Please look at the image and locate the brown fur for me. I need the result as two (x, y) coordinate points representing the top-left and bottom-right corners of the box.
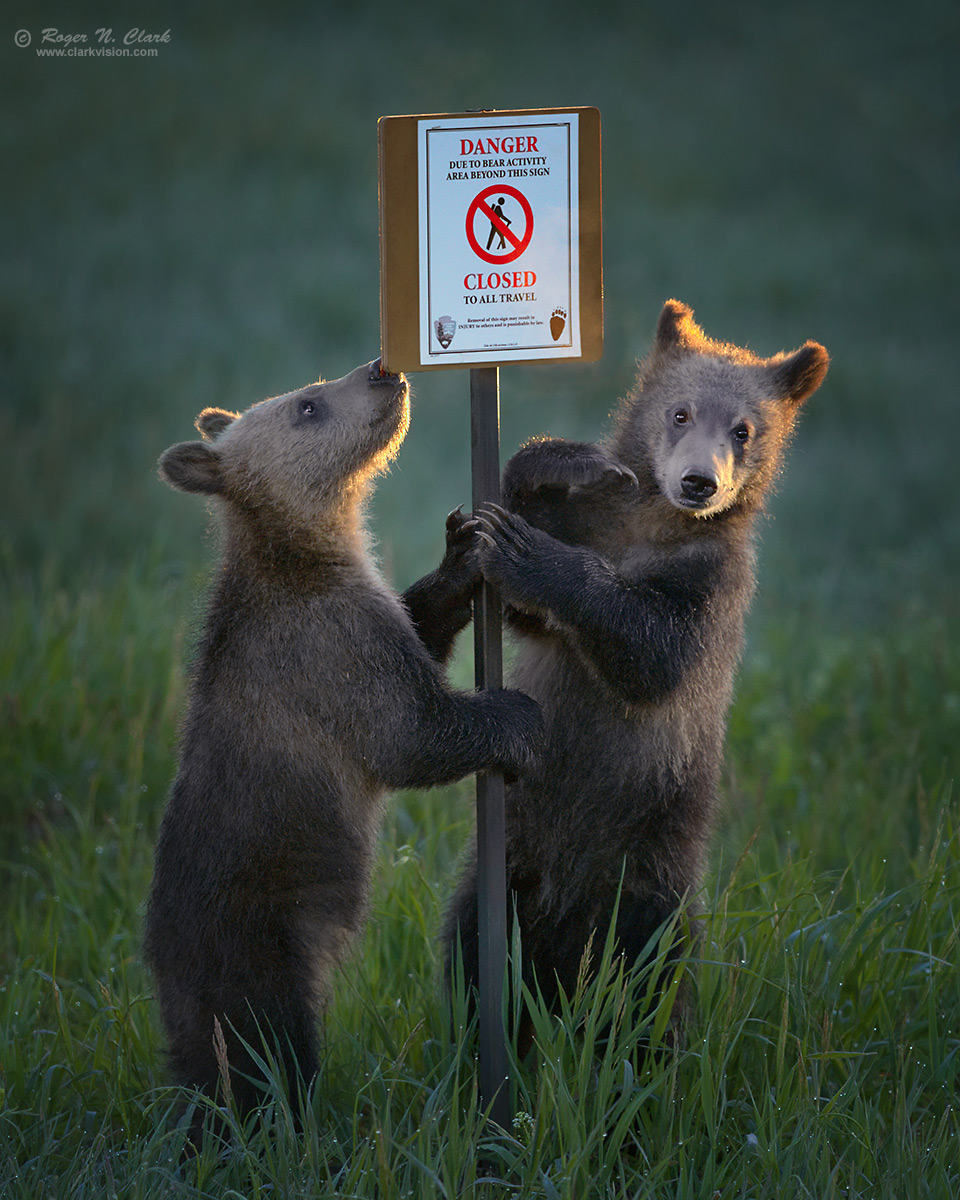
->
(440, 302), (829, 1053)
(145, 360), (542, 1138)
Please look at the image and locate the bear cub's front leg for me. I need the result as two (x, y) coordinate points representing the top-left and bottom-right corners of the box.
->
(402, 506), (481, 663)
(503, 437), (636, 509)
(474, 503), (586, 622)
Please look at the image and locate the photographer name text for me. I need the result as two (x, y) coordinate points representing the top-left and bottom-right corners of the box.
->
(39, 28), (171, 47)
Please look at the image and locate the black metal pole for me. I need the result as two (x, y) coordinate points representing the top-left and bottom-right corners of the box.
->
(470, 365), (511, 1131)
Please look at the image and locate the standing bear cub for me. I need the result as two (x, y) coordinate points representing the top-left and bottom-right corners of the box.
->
(145, 360), (542, 1134)
(442, 301), (829, 1051)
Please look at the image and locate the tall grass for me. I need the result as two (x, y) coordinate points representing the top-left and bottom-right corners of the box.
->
(1, 564), (956, 1195)
(1, 782), (955, 1196)
(2, 0), (957, 1193)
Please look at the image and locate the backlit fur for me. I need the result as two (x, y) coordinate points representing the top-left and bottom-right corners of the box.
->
(145, 360), (542, 1138)
(438, 301), (828, 1052)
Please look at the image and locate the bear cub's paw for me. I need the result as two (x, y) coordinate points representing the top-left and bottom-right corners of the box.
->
(436, 505), (483, 592)
(504, 439), (637, 503)
(475, 504), (567, 616)
(492, 687), (545, 781)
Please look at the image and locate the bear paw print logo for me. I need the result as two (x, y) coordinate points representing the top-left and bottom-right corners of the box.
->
(550, 308), (566, 342)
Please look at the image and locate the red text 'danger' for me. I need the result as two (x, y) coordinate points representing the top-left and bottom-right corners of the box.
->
(460, 135), (539, 156)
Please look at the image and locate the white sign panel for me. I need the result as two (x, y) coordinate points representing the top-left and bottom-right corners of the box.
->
(417, 113), (580, 365)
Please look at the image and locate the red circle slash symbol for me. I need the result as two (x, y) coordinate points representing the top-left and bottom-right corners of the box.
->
(465, 185), (534, 265)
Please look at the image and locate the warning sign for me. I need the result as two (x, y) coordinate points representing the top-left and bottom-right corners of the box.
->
(378, 107), (601, 371)
(418, 112), (581, 364)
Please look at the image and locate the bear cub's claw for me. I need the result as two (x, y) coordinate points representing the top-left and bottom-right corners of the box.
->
(473, 505), (553, 610)
(431, 506), (482, 591)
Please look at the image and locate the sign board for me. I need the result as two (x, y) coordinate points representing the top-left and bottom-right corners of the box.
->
(379, 108), (601, 372)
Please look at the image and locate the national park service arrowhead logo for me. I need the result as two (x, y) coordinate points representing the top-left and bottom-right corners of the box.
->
(434, 315), (457, 349)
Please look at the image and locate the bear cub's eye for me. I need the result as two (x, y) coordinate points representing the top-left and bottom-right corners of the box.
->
(673, 409), (690, 426)
(294, 396), (325, 425)
(733, 422), (751, 444)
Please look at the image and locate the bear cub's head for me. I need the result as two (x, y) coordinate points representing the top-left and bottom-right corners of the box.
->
(159, 359), (409, 537)
(618, 301), (829, 519)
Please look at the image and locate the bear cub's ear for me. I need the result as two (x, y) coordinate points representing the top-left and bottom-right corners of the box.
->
(655, 299), (700, 352)
(770, 342), (830, 405)
(196, 408), (238, 441)
(159, 441), (224, 495)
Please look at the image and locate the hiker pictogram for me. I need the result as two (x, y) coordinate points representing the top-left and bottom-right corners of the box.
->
(466, 184), (534, 265)
(486, 197), (511, 250)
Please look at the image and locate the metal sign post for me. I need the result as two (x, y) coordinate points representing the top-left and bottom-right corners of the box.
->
(378, 106), (601, 1128)
(469, 364), (510, 1127)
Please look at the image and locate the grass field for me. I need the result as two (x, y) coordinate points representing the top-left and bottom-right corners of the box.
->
(2, 0), (958, 1194)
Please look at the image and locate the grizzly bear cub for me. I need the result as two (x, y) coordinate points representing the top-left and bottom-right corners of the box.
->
(145, 360), (542, 1134)
(441, 301), (829, 1052)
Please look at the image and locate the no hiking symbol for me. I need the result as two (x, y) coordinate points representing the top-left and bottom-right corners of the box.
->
(466, 184), (534, 264)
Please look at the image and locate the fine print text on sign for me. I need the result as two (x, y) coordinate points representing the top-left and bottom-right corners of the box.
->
(418, 113), (581, 366)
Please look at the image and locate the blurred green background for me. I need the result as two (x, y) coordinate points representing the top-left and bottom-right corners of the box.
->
(1, 0), (958, 1186)
(3, 0), (955, 611)
(3, 0), (958, 886)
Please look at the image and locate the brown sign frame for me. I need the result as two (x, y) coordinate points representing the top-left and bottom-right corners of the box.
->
(379, 107), (602, 372)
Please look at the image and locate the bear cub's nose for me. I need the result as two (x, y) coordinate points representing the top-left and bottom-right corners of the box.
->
(681, 472), (718, 501)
